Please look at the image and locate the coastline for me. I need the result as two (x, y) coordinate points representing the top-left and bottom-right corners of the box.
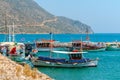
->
(0, 54), (52, 80)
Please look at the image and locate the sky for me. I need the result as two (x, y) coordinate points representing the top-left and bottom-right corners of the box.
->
(35, 0), (120, 33)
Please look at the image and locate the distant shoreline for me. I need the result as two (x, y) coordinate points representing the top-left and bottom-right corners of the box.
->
(1, 32), (120, 34)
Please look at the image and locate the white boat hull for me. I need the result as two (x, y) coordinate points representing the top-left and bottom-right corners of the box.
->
(32, 60), (98, 68)
(84, 47), (106, 52)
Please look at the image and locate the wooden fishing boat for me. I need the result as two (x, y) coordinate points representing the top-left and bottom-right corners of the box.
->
(31, 51), (98, 67)
(70, 41), (106, 52)
(35, 32), (68, 52)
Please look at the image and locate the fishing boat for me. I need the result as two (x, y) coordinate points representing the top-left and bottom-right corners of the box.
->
(32, 51), (98, 67)
(0, 42), (25, 60)
(106, 42), (120, 51)
(70, 41), (106, 52)
(72, 28), (105, 52)
(0, 36), (34, 67)
(0, 18), (33, 67)
(32, 38), (99, 67)
(67, 41), (106, 52)
(35, 33), (66, 52)
(67, 28), (106, 52)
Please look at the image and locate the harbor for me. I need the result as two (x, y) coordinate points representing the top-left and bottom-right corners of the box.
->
(0, 33), (120, 80)
(0, 0), (119, 80)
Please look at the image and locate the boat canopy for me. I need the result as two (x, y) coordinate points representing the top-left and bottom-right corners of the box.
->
(0, 42), (25, 46)
(52, 51), (87, 54)
(0, 42), (15, 46)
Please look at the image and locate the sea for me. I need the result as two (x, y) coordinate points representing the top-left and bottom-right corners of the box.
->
(1, 33), (120, 80)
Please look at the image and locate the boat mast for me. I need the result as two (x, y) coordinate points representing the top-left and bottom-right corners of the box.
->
(80, 37), (83, 52)
(80, 37), (87, 60)
(8, 25), (12, 42)
(4, 12), (14, 42)
(80, 37), (83, 58)
(86, 28), (89, 41)
(12, 22), (15, 42)
(4, 12), (8, 42)
(49, 32), (53, 58)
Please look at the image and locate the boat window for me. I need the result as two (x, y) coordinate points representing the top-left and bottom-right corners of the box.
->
(69, 54), (82, 60)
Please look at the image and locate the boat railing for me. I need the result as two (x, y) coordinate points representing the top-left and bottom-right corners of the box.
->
(37, 56), (66, 63)
(37, 56), (93, 64)
(69, 58), (90, 63)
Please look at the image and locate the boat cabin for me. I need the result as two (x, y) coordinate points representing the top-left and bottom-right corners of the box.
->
(36, 40), (55, 48)
(36, 42), (51, 48)
(69, 54), (82, 60)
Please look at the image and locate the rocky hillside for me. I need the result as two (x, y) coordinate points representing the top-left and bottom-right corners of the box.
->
(0, 0), (93, 34)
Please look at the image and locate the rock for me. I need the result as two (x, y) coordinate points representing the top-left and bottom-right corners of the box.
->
(0, 54), (52, 80)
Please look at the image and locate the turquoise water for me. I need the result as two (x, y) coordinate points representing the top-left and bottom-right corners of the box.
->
(2, 33), (120, 42)
(37, 51), (120, 80)
(1, 33), (120, 80)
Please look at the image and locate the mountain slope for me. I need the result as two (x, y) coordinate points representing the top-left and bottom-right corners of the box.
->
(0, 0), (93, 34)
